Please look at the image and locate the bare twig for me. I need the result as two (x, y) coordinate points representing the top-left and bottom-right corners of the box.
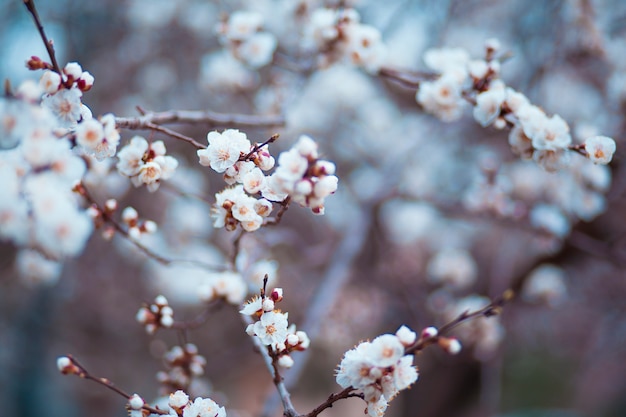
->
(378, 66), (437, 89)
(23, 0), (62, 74)
(302, 387), (363, 417)
(160, 181), (212, 205)
(142, 122), (206, 149)
(115, 109), (285, 131)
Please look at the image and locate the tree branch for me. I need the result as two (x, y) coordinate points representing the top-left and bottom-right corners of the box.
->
(243, 316), (299, 417)
(23, 0), (62, 74)
(115, 108), (285, 131)
(262, 203), (373, 417)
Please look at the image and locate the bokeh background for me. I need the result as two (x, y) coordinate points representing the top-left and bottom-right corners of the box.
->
(1, 1), (626, 417)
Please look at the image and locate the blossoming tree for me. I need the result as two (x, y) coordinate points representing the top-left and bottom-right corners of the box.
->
(1, 1), (625, 417)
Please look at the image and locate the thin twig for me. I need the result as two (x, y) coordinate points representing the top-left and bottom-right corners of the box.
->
(78, 183), (227, 272)
(66, 355), (169, 415)
(143, 122), (206, 149)
(264, 197), (291, 226)
(378, 66), (437, 89)
(23, 0), (62, 74)
(302, 387), (363, 417)
(405, 289), (514, 355)
(115, 109), (285, 131)
(241, 133), (280, 161)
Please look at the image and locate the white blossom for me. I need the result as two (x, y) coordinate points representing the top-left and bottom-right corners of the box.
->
(584, 136), (616, 164)
(198, 129), (251, 173)
(250, 311), (289, 346)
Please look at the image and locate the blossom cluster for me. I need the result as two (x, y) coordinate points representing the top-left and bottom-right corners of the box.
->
(75, 114), (120, 160)
(199, 130), (338, 231)
(217, 10), (277, 69)
(136, 295), (175, 335)
(157, 343), (207, 392)
(165, 390), (226, 417)
(117, 136), (179, 192)
(268, 135), (338, 214)
(241, 288), (310, 368)
(462, 154), (612, 238)
(302, 7), (387, 73)
(335, 326), (419, 417)
(36, 61), (94, 129)
(0, 81), (93, 284)
(126, 390), (226, 417)
(416, 41), (617, 170)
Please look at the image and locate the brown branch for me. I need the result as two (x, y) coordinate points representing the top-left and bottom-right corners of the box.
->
(378, 66), (437, 89)
(63, 355), (169, 415)
(241, 133), (280, 161)
(115, 109), (285, 131)
(23, 0), (62, 74)
(264, 197), (291, 226)
(143, 122), (206, 149)
(302, 387), (363, 417)
(405, 290), (514, 355)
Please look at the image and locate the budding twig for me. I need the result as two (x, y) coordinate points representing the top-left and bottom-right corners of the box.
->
(241, 133), (280, 161)
(76, 182), (227, 272)
(59, 355), (169, 415)
(23, 0), (62, 74)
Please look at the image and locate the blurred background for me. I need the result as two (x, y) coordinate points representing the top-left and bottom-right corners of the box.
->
(1, 1), (625, 417)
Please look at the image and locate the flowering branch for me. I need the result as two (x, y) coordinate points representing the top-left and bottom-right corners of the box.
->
(244, 314), (300, 417)
(138, 121), (206, 149)
(75, 182), (227, 272)
(262, 204), (372, 417)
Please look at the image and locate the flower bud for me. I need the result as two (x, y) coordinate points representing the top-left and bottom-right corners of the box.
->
(438, 337), (462, 355)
